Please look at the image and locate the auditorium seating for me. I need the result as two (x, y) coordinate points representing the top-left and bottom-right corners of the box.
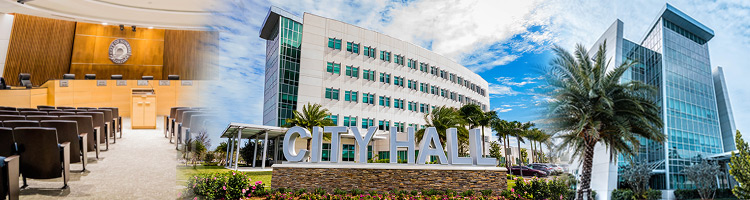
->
(0, 116), (24, 121)
(37, 105), (55, 109)
(59, 115), (99, 159)
(13, 127), (70, 189)
(0, 111), (18, 115)
(1, 120), (39, 128)
(0, 128), (14, 156)
(40, 120), (87, 171)
(25, 115), (59, 121)
(1, 155), (20, 200)
(48, 111), (76, 116)
(15, 108), (37, 112)
(20, 111), (47, 116)
(76, 112), (107, 150)
(172, 108), (195, 144)
(166, 107), (188, 139)
(88, 109), (115, 143)
(100, 107), (121, 137)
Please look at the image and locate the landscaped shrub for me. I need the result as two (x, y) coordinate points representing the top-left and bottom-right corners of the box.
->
(612, 189), (635, 200)
(265, 190), (512, 200)
(645, 189), (661, 200)
(675, 188), (738, 199)
(182, 171), (265, 199)
(502, 177), (570, 200)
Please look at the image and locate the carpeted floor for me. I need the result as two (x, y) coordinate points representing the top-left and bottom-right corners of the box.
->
(18, 117), (179, 199)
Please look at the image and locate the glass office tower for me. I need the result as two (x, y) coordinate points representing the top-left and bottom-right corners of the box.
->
(260, 7), (304, 126)
(588, 4), (736, 198)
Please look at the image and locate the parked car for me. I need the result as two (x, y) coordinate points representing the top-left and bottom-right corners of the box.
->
(548, 163), (565, 174)
(509, 166), (548, 177)
(528, 163), (553, 175)
(530, 163), (557, 175)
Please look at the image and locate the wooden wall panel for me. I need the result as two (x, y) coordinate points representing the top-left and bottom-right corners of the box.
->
(69, 22), (165, 79)
(3, 14), (76, 86)
(163, 30), (217, 80)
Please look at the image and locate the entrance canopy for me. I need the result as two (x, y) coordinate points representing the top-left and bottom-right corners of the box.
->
(219, 123), (288, 139)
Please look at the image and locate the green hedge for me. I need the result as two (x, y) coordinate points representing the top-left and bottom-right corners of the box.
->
(181, 171), (266, 199)
(612, 189), (660, 200)
(674, 189), (738, 199)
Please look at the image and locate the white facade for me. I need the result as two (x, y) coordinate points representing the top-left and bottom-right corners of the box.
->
(260, 8), (492, 162)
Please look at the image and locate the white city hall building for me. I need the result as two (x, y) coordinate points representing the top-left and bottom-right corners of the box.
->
(231, 6), (492, 164)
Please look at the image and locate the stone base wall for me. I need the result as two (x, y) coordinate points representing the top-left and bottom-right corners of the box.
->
(272, 164), (507, 193)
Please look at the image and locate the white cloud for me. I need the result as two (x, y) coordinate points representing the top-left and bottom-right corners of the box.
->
(488, 83), (516, 96)
(494, 108), (513, 113)
(495, 76), (538, 87)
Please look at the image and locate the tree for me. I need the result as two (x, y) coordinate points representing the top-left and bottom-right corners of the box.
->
(545, 41), (664, 199)
(519, 148), (528, 165)
(416, 106), (469, 153)
(284, 103), (335, 155)
(215, 142), (228, 165)
(730, 130), (750, 199)
(683, 160), (721, 200)
(240, 140), (259, 166)
(191, 140), (206, 168)
(489, 141), (504, 167)
(621, 162), (652, 199)
(459, 104), (484, 153)
(491, 119), (512, 168)
(510, 121), (533, 166)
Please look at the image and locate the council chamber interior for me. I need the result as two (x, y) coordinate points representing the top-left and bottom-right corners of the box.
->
(0, 8), (217, 199)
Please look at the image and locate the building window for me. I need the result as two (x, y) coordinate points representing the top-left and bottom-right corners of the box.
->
(343, 116), (357, 127)
(397, 150), (408, 163)
(327, 115), (338, 125)
(326, 62), (341, 74)
(378, 120), (390, 131)
(364, 46), (376, 58)
(345, 90), (358, 102)
(342, 144), (355, 162)
(379, 73), (391, 84)
(345, 65), (359, 78)
(325, 88), (339, 100)
(393, 76), (404, 87)
(408, 101), (417, 112)
(419, 83), (427, 93)
(394, 54), (404, 65)
(379, 96), (391, 107)
(322, 143), (331, 161)
(430, 66), (437, 76)
(419, 62), (428, 73)
(363, 93), (375, 105)
(362, 118), (374, 129)
(368, 146), (373, 160)
(457, 76), (463, 85)
(408, 59), (417, 70)
(378, 151), (390, 160)
(363, 70), (376, 81)
(394, 99), (404, 109)
(459, 94), (464, 103)
(394, 122), (405, 132)
(430, 86), (437, 95)
(346, 42), (359, 54)
(449, 73), (455, 82)
(379, 50), (391, 62)
(328, 38), (342, 50)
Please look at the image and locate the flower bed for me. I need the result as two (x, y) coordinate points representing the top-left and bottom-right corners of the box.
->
(181, 171), (267, 199)
(183, 171), (578, 200)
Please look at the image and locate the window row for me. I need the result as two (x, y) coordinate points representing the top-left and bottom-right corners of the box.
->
(326, 38), (486, 97)
(327, 115), (424, 132)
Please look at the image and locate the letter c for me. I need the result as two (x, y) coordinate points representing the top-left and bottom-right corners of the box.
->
(283, 126), (311, 162)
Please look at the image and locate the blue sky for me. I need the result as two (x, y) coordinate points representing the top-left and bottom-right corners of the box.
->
(205, 0), (750, 149)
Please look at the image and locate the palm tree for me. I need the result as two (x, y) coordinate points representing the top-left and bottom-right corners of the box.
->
(478, 111), (497, 156)
(527, 128), (540, 163)
(416, 106), (468, 152)
(545, 41), (664, 199)
(284, 103), (336, 153)
(512, 121), (534, 166)
(491, 119), (513, 168)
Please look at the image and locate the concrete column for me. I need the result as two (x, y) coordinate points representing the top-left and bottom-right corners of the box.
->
(261, 131), (269, 169)
(274, 136), (280, 163)
(227, 138), (234, 168)
(234, 128), (242, 170)
(225, 138), (231, 167)
(252, 134), (259, 168)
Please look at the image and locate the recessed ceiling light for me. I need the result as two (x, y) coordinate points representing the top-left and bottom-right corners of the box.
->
(102, 22), (108, 25)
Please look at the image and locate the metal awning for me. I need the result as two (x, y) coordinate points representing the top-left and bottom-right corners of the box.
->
(220, 123), (288, 139)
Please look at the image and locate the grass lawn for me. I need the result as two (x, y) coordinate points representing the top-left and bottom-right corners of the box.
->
(177, 165), (273, 186)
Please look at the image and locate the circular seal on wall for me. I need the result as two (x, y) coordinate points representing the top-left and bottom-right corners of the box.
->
(109, 39), (131, 64)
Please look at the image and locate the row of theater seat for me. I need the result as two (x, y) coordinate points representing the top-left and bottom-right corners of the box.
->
(0, 105), (123, 199)
(165, 107), (216, 152)
(0, 73), (180, 89)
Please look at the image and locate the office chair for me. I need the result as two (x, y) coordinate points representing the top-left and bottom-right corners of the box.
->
(111, 75), (123, 80)
(84, 74), (96, 80)
(141, 76), (154, 80)
(0, 77), (7, 90)
(18, 73), (32, 89)
(168, 75), (180, 80)
(62, 74), (75, 80)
